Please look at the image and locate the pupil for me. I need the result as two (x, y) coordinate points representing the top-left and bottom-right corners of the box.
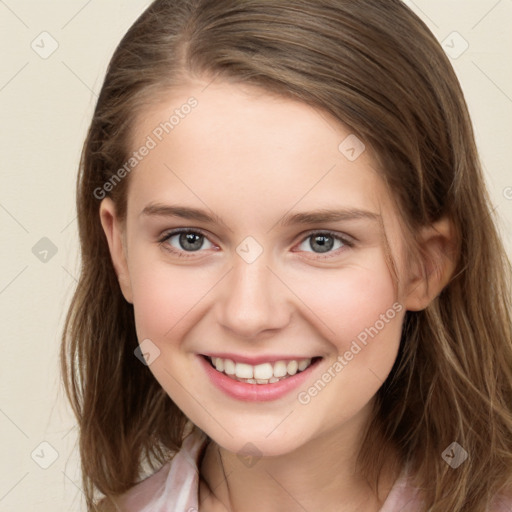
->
(311, 235), (333, 253)
(180, 232), (202, 251)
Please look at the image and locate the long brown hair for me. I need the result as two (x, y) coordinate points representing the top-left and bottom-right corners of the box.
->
(61, 1), (512, 510)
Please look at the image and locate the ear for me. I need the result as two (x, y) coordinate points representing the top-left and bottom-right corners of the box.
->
(403, 217), (458, 311)
(99, 197), (133, 304)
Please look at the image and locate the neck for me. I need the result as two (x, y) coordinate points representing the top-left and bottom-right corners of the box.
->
(198, 409), (400, 512)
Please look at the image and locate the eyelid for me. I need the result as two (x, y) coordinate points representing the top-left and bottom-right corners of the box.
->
(158, 227), (213, 243)
(293, 229), (354, 259)
(157, 227), (355, 258)
(157, 227), (218, 258)
(298, 229), (355, 245)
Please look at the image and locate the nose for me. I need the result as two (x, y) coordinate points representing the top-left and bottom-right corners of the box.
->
(215, 252), (292, 339)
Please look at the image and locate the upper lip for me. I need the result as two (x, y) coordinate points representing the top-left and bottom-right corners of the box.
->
(202, 353), (321, 365)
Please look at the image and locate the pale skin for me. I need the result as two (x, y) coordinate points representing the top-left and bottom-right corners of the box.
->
(100, 79), (455, 512)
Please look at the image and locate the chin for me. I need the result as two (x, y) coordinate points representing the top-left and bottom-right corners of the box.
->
(204, 424), (309, 458)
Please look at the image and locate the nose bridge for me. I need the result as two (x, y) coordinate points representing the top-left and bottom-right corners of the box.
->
(216, 245), (290, 337)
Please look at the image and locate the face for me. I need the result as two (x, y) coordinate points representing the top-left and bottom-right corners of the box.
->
(101, 79), (425, 457)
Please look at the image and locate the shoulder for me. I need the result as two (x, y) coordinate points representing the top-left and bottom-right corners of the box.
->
(379, 461), (425, 512)
(93, 462), (173, 512)
(110, 461), (172, 512)
(490, 490), (512, 512)
(100, 429), (209, 512)
(382, 466), (512, 512)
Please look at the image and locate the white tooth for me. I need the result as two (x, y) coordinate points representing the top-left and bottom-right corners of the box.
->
(213, 357), (224, 372)
(298, 358), (311, 371)
(287, 360), (298, 375)
(253, 362), (273, 380)
(273, 361), (288, 377)
(235, 362), (253, 379)
(256, 379), (269, 384)
(268, 377), (279, 383)
(224, 359), (236, 375)
(246, 379), (256, 384)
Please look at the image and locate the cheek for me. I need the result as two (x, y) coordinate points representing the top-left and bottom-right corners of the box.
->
(128, 251), (222, 344)
(292, 254), (399, 350)
(128, 257), (191, 340)
(292, 260), (403, 423)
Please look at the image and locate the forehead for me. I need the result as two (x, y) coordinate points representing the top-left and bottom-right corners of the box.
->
(126, 80), (395, 226)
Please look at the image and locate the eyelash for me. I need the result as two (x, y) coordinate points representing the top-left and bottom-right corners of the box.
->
(157, 228), (355, 260)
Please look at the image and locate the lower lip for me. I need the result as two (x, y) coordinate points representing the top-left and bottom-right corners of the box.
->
(198, 355), (321, 402)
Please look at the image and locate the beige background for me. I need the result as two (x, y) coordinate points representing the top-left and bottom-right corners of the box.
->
(0, 1), (511, 510)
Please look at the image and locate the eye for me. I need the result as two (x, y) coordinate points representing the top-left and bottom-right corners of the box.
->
(158, 229), (353, 259)
(158, 229), (215, 257)
(295, 231), (353, 257)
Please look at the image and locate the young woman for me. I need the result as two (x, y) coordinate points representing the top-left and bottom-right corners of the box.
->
(61, 1), (512, 510)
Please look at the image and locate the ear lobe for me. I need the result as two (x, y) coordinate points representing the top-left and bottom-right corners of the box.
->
(403, 217), (458, 311)
(99, 197), (133, 304)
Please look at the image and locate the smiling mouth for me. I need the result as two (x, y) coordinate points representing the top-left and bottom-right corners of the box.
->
(203, 355), (322, 384)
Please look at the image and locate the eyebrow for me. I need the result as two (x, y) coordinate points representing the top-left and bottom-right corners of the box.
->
(140, 203), (229, 228)
(139, 203), (381, 228)
(277, 208), (381, 227)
